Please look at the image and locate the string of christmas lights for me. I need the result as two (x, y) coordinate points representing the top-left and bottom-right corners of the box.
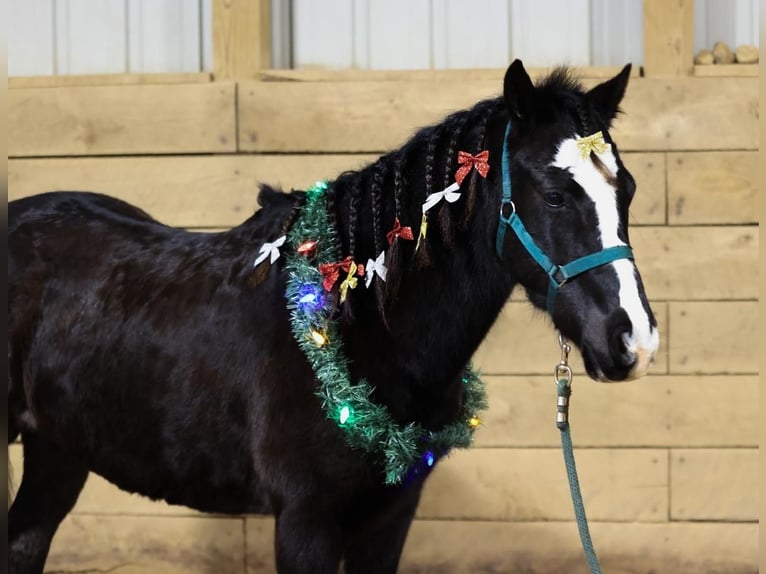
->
(283, 181), (488, 485)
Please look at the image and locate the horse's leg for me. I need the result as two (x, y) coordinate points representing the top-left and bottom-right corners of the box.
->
(342, 484), (423, 574)
(9, 432), (89, 574)
(274, 498), (343, 574)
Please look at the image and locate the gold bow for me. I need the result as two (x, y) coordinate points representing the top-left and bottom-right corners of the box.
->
(339, 261), (359, 303)
(576, 131), (609, 159)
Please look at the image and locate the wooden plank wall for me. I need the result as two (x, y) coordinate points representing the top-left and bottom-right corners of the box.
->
(7, 72), (759, 574)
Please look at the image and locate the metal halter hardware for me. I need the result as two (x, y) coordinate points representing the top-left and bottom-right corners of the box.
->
(496, 122), (635, 314)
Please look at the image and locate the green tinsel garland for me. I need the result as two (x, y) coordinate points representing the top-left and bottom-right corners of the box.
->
(284, 181), (488, 485)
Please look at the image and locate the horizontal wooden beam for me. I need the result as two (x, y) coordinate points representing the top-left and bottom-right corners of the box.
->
(416, 448), (668, 522)
(474, 375), (758, 448)
(9, 83), (237, 157)
(239, 77), (758, 152)
(8, 73), (212, 89)
(477, 299), (758, 376)
(398, 520), (757, 574)
(259, 66), (641, 83)
(669, 301), (759, 374)
(8, 152), (665, 228)
(694, 64), (759, 77)
(9, 77), (758, 157)
(33, 512), (759, 574)
(667, 151), (758, 224)
(671, 449), (758, 521)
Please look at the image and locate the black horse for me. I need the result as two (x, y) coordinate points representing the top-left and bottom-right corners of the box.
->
(8, 60), (658, 574)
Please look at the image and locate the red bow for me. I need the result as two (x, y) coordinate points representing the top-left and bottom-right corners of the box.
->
(455, 150), (490, 185)
(318, 256), (365, 292)
(386, 217), (414, 245)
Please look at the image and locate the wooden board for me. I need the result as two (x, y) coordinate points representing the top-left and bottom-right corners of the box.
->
(477, 299), (757, 375)
(41, 515), (758, 574)
(694, 64), (759, 77)
(238, 78), (758, 152)
(8, 73), (212, 89)
(615, 78), (758, 151)
(259, 66), (641, 82)
(671, 449), (758, 521)
(669, 301), (759, 374)
(475, 375), (758, 448)
(212, 0), (270, 80)
(667, 151), (759, 224)
(8, 83), (237, 157)
(243, 518), (758, 574)
(7, 151), (665, 227)
(46, 514), (246, 574)
(630, 226), (758, 300)
(642, 0), (694, 76)
(474, 302), (669, 376)
(8, 155), (377, 228)
(416, 448), (668, 522)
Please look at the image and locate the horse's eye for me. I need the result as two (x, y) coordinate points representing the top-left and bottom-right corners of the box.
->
(544, 191), (565, 207)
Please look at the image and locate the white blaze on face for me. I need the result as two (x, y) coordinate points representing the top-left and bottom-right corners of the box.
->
(552, 136), (659, 377)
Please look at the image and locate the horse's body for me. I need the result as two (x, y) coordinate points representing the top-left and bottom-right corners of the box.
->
(8, 61), (659, 573)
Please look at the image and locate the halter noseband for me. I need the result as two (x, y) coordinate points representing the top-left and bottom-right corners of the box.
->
(496, 122), (634, 314)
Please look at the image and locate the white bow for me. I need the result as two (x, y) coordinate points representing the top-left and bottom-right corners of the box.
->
(254, 235), (287, 267)
(422, 182), (461, 213)
(365, 251), (388, 288)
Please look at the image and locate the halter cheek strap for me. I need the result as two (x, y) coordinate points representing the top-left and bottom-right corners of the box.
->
(496, 122), (635, 314)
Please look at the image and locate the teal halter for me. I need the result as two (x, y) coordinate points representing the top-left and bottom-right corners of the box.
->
(496, 122), (634, 314)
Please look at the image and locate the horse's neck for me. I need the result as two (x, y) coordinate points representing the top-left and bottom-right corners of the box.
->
(336, 125), (515, 427)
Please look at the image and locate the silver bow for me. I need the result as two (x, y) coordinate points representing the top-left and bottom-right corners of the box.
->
(422, 182), (461, 213)
(254, 235), (287, 267)
(365, 251), (388, 288)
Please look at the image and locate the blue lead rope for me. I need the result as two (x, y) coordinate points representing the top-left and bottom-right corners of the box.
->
(557, 379), (603, 574)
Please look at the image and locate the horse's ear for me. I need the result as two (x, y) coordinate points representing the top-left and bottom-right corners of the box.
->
(503, 59), (535, 120)
(587, 63), (632, 125)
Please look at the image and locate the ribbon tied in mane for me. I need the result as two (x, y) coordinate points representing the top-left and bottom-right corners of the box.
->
(364, 251), (388, 288)
(254, 235), (287, 267)
(422, 182), (462, 213)
(386, 217), (414, 245)
(319, 256), (365, 293)
(455, 150), (490, 185)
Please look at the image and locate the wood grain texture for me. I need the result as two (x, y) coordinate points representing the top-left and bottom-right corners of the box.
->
(46, 514), (245, 574)
(613, 77), (758, 151)
(667, 151), (758, 224)
(7, 151), (664, 227)
(212, 0), (270, 80)
(669, 301), (758, 374)
(399, 521), (757, 574)
(259, 66), (641, 82)
(643, 0), (695, 76)
(671, 449), (758, 521)
(631, 226), (758, 300)
(475, 375), (758, 448)
(8, 155), (377, 227)
(8, 83), (236, 157)
(416, 448), (668, 522)
(694, 64), (759, 77)
(8, 72), (212, 88)
(242, 518), (760, 574)
(474, 302), (669, 376)
(238, 78), (758, 152)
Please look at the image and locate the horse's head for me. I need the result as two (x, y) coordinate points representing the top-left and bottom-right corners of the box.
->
(498, 60), (658, 382)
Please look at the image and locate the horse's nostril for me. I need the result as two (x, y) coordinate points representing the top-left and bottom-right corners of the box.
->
(615, 330), (637, 367)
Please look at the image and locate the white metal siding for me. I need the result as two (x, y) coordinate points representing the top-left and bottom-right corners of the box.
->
(8, 0), (761, 76)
